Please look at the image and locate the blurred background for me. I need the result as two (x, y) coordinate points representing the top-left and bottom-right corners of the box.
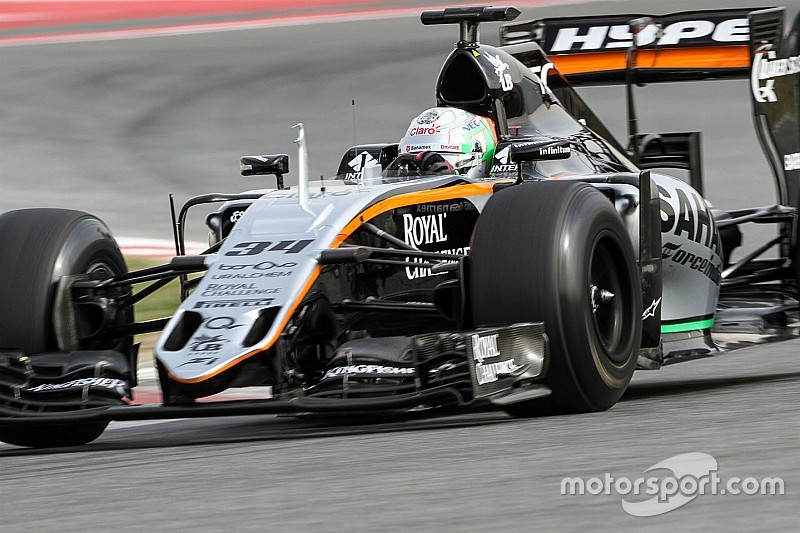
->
(0, 0), (795, 249)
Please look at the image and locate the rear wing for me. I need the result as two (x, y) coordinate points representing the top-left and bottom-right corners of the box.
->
(500, 7), (800, 207)
(500, 8), (754, 84)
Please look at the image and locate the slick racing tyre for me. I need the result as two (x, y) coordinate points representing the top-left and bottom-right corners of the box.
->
(0, 208), (131, 447)
(470, 181), (641, 415)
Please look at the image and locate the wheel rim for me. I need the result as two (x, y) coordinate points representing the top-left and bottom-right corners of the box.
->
(588, 234), (630, 363)
(84, 260), (120, 332)
(66, 260), (123, 350)
(87, 261), (114, 277)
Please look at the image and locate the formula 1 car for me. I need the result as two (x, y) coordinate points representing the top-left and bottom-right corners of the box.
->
(1, 5), (799, 448)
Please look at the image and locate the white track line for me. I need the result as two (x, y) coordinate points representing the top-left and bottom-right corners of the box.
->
(117, 237), (206, 257)
(0, 0), (599, 47)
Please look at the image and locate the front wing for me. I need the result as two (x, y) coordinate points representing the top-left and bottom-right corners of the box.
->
(0, 322), (549, 427)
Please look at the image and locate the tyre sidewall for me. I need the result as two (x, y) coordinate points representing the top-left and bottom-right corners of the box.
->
(53, 217), (130, 351)
(0, 209), (127, 354)
(555, 191), (641, 409)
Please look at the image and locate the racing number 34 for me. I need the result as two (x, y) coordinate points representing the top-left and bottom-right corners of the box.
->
(224, 240), (313, 256)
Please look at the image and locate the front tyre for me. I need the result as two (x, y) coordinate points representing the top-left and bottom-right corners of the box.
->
(470, 181), (641, 415)
(0, 208), (131, 447)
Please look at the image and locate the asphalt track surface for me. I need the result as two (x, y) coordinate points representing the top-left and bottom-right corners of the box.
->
(1, 0), (799, 530)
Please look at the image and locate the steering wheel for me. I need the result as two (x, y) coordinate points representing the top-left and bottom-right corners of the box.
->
(384, 151), (455, 181)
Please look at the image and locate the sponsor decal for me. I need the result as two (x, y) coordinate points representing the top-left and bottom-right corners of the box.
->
(405, 144), (432, 152)
(658, 185), (721, 256)
(204, 317), (242, 330)
(213, 261), (295, 280)
(348, 151), (377, 172)
(511, 141), (538, 149)
(485, 52), (513, 91)
(476, 359), (521, 385)
(403, 213), (448, 246)
(463, 119), (481, 132)
(551, 18), (748, 52)
(405, 246), (470, 279)
(323, 365), (415, 379)
(403, 212), (455, 279)
(265, 190), (355, 198)
(471, 333), (500, 364)
(188, 334), (227, 352)
(219, 261), (296, 270)
(395, 202), (476, 279)
(26, 378), (127, 393)
(751, 46), (800, 103)
(230, 210), (245, 224)
(643, 297), (662, 320)
(662, 243), (721, 284)
(416, 109), (439, 124)
(539, 145), (569, 156)
(224, 240), (313, 256)
(177, 357), (219, 368)
(194, 298), (275, 309)
(511, 140), (570, 158)
(785, 152), (800, 171)
(471, 332), (520, 385)
(200, 283), (280, 297)
(212, 272), (291, 280)
(415, 202), (470, 214)
(491, 145), (517, 173)
(440, 144), (460, 151)
(409, 125), (442, 136)
(529, 62), (554, 95)
(491, 164), (517, 174)
(344, 150), (380, 182)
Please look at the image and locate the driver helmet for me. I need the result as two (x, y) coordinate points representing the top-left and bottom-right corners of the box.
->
(399, 107), (497, 178)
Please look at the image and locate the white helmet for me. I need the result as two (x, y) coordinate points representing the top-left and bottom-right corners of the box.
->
(399, 107), (497, 177)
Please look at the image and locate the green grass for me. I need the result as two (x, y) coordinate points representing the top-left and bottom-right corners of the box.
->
(126, 256), (191, 363)
(125, 256), (182, 322)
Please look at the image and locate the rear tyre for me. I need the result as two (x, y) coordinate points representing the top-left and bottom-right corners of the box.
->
(0, 208), (131, 447)
(470, 181), (641, 415)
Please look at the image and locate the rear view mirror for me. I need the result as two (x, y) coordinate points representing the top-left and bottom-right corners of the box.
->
(509, 137), (571, 162)
(240, 154), (289, 189)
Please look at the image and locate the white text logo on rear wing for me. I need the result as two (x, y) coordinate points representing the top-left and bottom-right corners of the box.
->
(551, 18), (749, 52)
